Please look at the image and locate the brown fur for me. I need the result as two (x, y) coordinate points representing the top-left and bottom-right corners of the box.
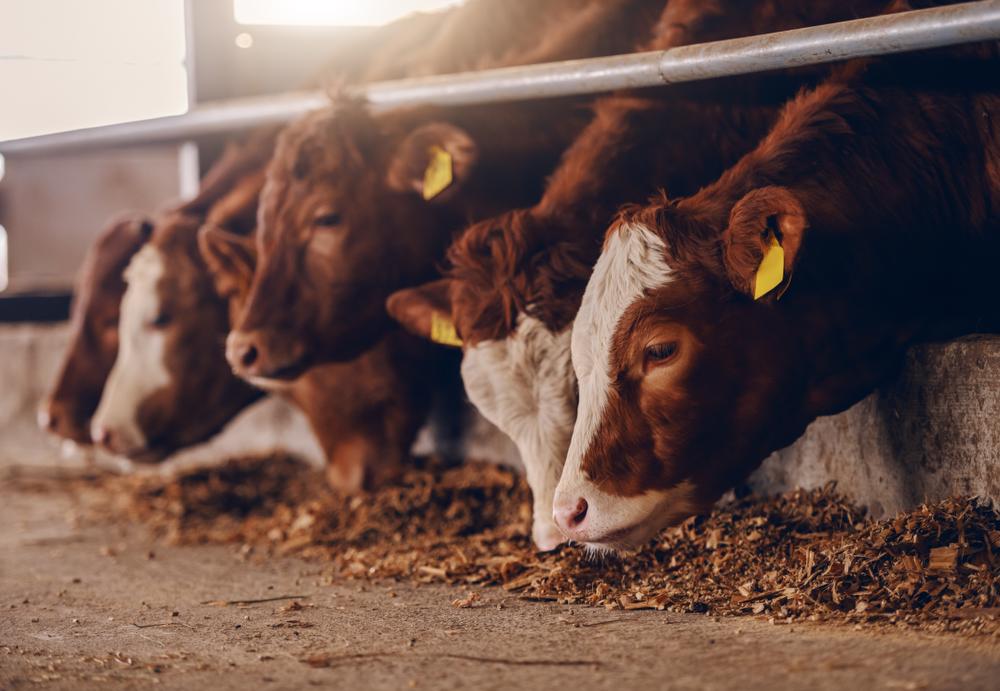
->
(358, 0), (666, 81)
(199, 175), (439, 491)
(582, 42), (1000, 516)
(232, 97), (592, 375)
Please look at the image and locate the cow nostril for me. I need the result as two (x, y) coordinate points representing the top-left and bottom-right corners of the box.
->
(37, 407), (54, 432)
(555, 497), (589, 533)
(92, 425), (114, 450)
(240, 344), (259, 369)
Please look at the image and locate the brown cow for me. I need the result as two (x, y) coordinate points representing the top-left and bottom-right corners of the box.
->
(199, 182), (442, 490)
(387, 0), (890, 549)
(226, 0), (671, 380)
(554, 42), (1000, 551)
(227, 97), (594, 377)
(38, 215), (152, 444)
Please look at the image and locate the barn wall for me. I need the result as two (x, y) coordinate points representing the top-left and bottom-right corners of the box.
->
(0, 146), (188, 295)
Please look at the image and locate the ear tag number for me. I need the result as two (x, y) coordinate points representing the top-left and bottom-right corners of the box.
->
(422, 146), (453, 201)
(430, 311), (462, 347)
(753, 231), (785, 300)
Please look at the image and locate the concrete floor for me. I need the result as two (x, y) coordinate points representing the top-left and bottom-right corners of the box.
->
(3, 472), (1000, 690)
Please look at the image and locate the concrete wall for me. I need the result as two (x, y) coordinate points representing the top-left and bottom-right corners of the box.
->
(751, 335), (1000, 516)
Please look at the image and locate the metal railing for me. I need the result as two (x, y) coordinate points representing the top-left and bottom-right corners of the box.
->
(2, 0), (999, 155)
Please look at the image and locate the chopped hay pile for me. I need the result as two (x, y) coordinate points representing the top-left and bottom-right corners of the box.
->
(63, 456), (1000, 636)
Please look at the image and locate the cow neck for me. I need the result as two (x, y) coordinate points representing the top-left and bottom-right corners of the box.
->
(679, 69), (1000, 418)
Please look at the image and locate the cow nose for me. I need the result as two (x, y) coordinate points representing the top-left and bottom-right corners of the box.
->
(239, 343), (258, 369)
(226, 331), (260, 373)
(553, 497), (589, 534)
(91, 425), (117, 452)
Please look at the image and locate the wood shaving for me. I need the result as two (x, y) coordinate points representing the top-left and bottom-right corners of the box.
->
(51, 454), (1000, 638)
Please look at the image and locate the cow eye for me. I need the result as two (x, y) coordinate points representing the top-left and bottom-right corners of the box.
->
(149, 313), (171, 329)
(314, 211), (342, 228)
(644, 342), (678, 365)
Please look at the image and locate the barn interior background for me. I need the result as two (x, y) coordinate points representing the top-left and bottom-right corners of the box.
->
(2, 1), (1000, 689)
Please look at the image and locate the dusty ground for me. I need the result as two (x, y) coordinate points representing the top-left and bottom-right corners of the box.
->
(3, 471), (1000, 690)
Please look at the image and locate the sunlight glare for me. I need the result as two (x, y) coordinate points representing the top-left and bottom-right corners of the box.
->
(234, 0), (464, 27)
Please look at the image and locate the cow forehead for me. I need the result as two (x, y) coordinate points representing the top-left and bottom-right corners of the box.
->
(571, 223), (673, 381)
(122, 245), (164, 312)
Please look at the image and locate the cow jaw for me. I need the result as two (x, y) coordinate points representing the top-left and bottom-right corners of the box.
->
(90, 245), (171, 460)
(460, 316), (576, 551)
(555, 222), (675, 548)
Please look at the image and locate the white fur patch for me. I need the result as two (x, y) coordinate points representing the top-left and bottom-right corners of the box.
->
(90, 245), (171, 454)
(460, 315), (576, 551)
(555, 222), (674, 546)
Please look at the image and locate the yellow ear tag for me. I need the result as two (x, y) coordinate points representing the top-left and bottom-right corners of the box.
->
(430, 311), (462, 347)
(753, 231), (785, 300)
(422, 145), (453, 201)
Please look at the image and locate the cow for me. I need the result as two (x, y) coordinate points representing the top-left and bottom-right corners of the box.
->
(37, 215), (153, 445)
(386, 0), (890, 549)
(551, 40), (1000, 551)
(225, 0), (672, 380)
(199, 182), (444, 491)
(88, 208), (263, 462)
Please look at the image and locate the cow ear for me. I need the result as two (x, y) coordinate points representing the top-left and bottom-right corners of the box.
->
(197, 224), (257, 300)
(384, 123), (478, 202)
(721, 186), (806, 301)
(386, 279), (462, 347)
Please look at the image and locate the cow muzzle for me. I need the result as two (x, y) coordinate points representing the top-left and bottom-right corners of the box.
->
(226, 329), (308, 382)
(37, 398), (93, 445)
(552, 481), (675, 551)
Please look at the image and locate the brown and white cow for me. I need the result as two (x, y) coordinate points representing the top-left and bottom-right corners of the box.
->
(89, 209), (263, 461)
(387, 0), (890, 549)
(553, 42), (1000, 551)
(38, 215), (153, 445)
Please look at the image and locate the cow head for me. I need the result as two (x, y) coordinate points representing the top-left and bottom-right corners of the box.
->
(554, 188), (813, 551)
(387, 208), (596, 551)
(227, 102), (478, 383)
(90, 211), (261, 461)
(39, 215), (153, 445)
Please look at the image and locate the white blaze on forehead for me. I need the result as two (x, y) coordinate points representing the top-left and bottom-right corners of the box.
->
(460, 315), (576, 551)
(90, 244), (171, 453)
(554, 222), (674, 544)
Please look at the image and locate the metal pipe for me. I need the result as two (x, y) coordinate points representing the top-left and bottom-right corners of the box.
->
(3, 1), (999, 155)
